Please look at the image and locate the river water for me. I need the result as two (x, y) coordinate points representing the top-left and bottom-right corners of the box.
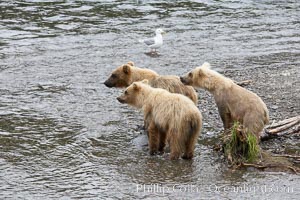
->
(0, 0), (299, 199)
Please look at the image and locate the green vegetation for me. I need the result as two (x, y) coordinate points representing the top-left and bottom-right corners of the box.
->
(224, 121), (260, 164)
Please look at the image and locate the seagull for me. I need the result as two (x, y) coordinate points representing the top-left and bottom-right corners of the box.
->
(139, 28), (166, 53)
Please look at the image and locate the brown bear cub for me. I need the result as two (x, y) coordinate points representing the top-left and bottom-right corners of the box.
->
(117, 80), (202, 160)
(180, 62), (269, 140)
(104, 61), (198, 104)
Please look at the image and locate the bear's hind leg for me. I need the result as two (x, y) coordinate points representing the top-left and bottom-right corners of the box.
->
(169, 129), (181, 160)
(182, 119), (201, 160)
(243, 114), (264, 140)
(170, 149), (181, 160)
(182, 138), (197, 160)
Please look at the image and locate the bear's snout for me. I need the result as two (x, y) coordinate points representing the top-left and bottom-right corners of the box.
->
(117, 96), (125, 103)
(104, 80), (113, 88)
(180, 76), (188, 85)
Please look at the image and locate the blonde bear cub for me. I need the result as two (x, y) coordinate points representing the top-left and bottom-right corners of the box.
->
(104, 61), (198, 104)
(180, 62), (269, 140)
(117, 80), (202, 160)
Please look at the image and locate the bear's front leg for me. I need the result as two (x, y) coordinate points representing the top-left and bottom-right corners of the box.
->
(218, 105), (233, 132)
(143, 111), (152, 136)
(148, 121), (159, 155)
(143, 105), (153, 135)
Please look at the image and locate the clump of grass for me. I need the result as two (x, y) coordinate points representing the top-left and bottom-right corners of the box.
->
(224, 121), (260, 164)
(246, 133), (260, 162)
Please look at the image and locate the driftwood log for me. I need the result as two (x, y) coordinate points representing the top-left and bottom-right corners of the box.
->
(236, 80), (252, 87)
(261, 116), (300, 140)
(239, 162), (300, 174)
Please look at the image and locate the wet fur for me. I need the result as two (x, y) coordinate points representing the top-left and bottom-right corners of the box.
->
(117, 81), (202, 160)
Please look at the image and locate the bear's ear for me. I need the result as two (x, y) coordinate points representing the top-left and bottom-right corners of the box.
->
(132, 83), (140, 91)
(123, 64), (131, 74)
(141, 79), (149, 85)
(127, 61), (134, 66)
(198, 68), (206, 76)
(201, 62), (211, 69)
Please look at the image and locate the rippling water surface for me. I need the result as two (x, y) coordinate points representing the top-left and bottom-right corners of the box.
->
(0, 0), (299, 199)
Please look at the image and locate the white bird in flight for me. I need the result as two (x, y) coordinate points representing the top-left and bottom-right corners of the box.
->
(139, 28), (166, 54)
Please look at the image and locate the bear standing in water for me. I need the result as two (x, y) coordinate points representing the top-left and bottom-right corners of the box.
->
(117, 80), (202, 160)
(180, 62), (269, 140)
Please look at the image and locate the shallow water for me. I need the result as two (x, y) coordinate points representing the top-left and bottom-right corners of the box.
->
(0, 0), (299, 199)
